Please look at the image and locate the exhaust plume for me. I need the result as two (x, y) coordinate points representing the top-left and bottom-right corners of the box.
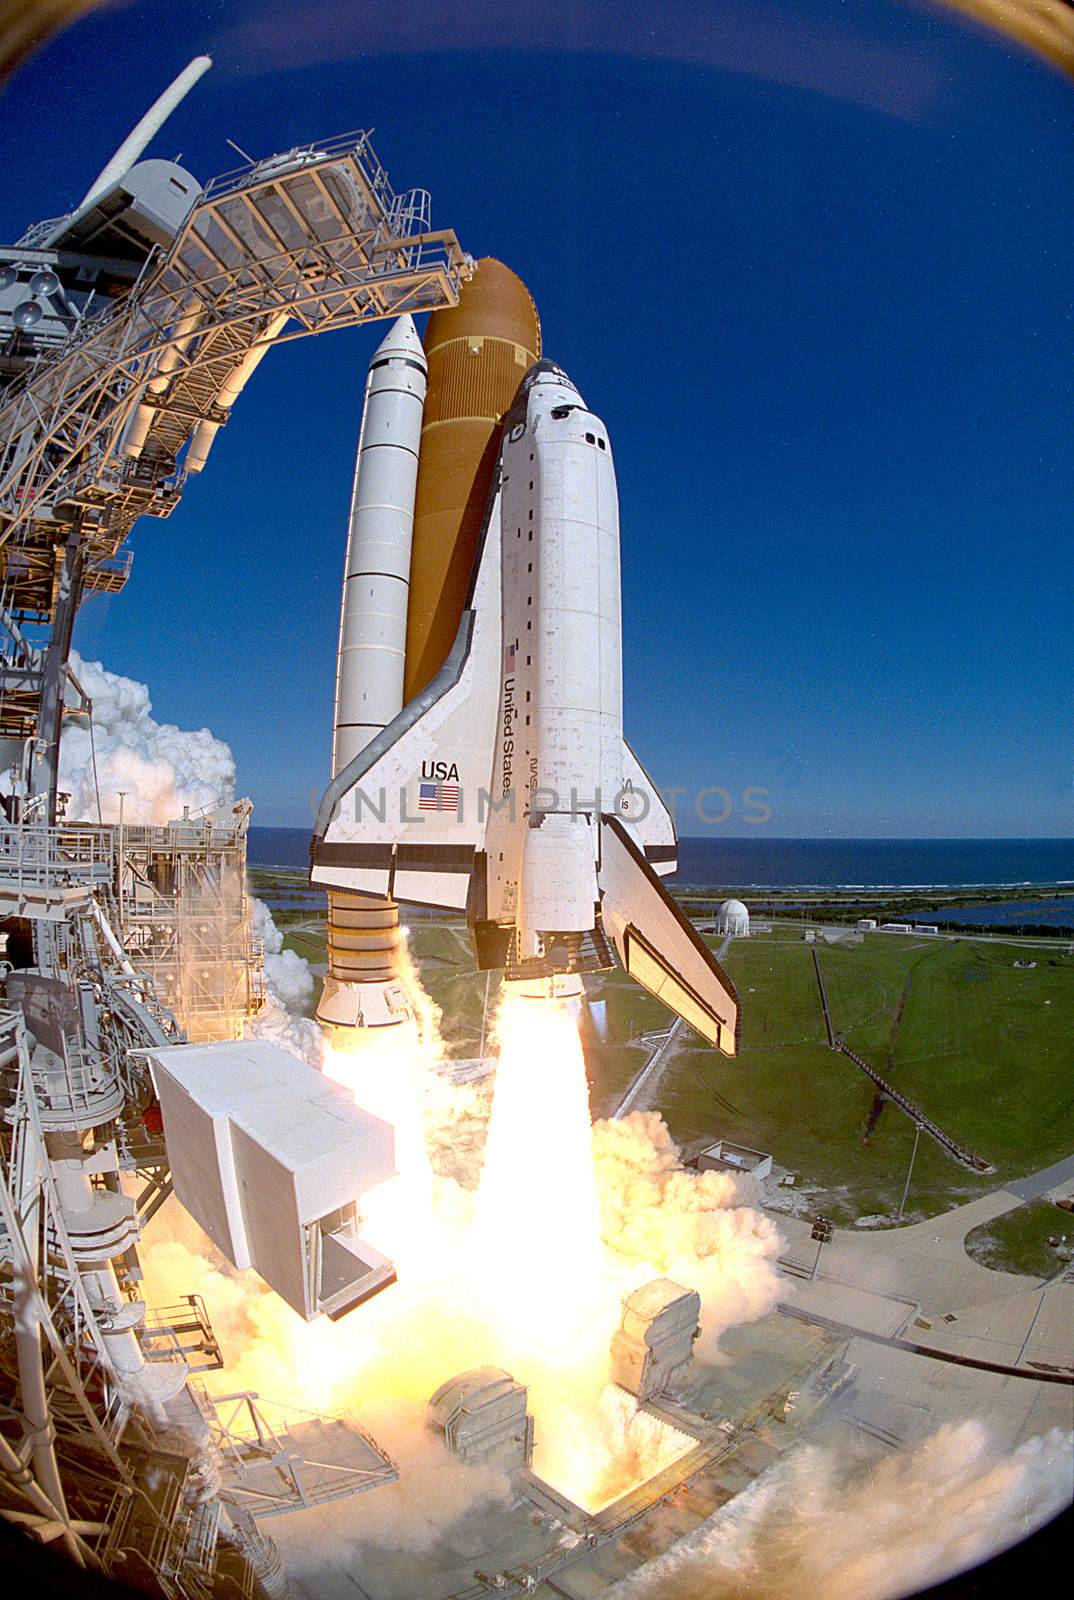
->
(143, 987), (786, 1541)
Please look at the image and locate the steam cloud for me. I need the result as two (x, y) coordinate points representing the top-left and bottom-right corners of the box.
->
(608, 1422), (1074, 1600)
(594, 1111), (782, 1357)
(53, 653), (322, 1059)
(245, 898), (323, 1065)
(58, 652), (236, 823)
(252, 896), (314, 1012)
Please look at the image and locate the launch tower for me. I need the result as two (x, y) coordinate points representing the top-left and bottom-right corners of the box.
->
(0, 60), (469, 1592)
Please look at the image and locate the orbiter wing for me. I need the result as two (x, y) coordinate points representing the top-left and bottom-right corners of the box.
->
(598, 815), (739, 1055)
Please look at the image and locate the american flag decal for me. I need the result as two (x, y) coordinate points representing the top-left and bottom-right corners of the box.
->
(418, 782), (460, 811)
(504, 643), (516, 674)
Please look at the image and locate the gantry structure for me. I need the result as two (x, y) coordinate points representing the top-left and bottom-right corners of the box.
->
(0, 100), (468, 1590)
(0, 126), (469, 815)
(113, 803), (265, 1044)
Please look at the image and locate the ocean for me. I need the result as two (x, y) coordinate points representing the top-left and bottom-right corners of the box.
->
(247, 829), (1073, 889)
(666, 836), (1074, 890)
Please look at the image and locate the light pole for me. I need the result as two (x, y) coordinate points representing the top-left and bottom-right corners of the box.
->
(810, 1215), (833, 1279)
(1015, 1287), (1048, 1368)
(116, 791), (128, 933)
(897, 1123), (922, 1223)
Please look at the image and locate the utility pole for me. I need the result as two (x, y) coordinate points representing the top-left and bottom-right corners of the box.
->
(1015, 1286), (1048, 1368)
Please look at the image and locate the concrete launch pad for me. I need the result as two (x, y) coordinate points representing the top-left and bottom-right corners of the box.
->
(270, 1203), (1073, 1600)
(273, 1313), (845, 1599)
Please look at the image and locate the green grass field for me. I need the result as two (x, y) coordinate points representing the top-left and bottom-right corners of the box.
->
(657, 935), (1074, 1222)
(281, 927), (327, 964)
(965, 1200), (1074, 1278)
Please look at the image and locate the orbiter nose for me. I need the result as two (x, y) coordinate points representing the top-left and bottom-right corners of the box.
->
(519, 358), (583, 402)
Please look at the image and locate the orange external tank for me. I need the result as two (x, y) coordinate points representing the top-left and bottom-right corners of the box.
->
(403, 258), (541, 702)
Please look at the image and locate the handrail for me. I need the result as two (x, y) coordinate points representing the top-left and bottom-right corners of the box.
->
(813, 945), (992, 1171)
(203, 129), (380, 200)
(0, 823), (114, 889)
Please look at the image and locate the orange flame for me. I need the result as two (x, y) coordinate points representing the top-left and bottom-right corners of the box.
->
(143, 978), (723, 1515)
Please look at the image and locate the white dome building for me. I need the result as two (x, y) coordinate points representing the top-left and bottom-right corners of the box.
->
(715, 897), (750, 938)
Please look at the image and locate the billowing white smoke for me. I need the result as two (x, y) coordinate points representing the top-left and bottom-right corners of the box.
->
(55, 653), (326, 1045)
(59, 652), (235, 823)
(245, 988), (325, 1069)
(608, 1421), (1074, 1600)
(251, 896), (314, 1011)
(54, 654), (326, 1064)
(246, 897), (323, 1067)
(593, 1111), (782, 1358)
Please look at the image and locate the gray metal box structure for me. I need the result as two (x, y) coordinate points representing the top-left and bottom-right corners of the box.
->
(427, 1368), (534, 1472)
(145, 1039), (396, 1321)
(696, 1139), (773, 1181)
(611, 1279), (701, 1401)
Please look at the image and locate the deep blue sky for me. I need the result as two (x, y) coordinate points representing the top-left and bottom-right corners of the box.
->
(3, 1), (1072, 835)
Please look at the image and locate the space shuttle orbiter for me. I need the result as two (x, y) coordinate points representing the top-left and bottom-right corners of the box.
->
(311, 333), (738, 1055)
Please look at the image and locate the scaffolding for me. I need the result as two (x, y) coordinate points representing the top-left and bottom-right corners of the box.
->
(0, 130), (467, 595)
(0, 112), (466, 1592)
(198, 1391), (397, 1518)
(114, 801), (264, 1043)
(0, 127), (469, 815)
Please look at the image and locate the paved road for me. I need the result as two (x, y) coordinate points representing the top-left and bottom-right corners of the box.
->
(614, 1017), (685, 1118)
(777, 1300), (1073, 1385)
(613, 936), (733, 1118)
(1006, 1152), (1074, 1201)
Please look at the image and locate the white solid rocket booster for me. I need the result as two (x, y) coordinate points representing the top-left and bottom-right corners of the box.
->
(317, 315), (428, 1030)
(331, 315), (428, 771)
